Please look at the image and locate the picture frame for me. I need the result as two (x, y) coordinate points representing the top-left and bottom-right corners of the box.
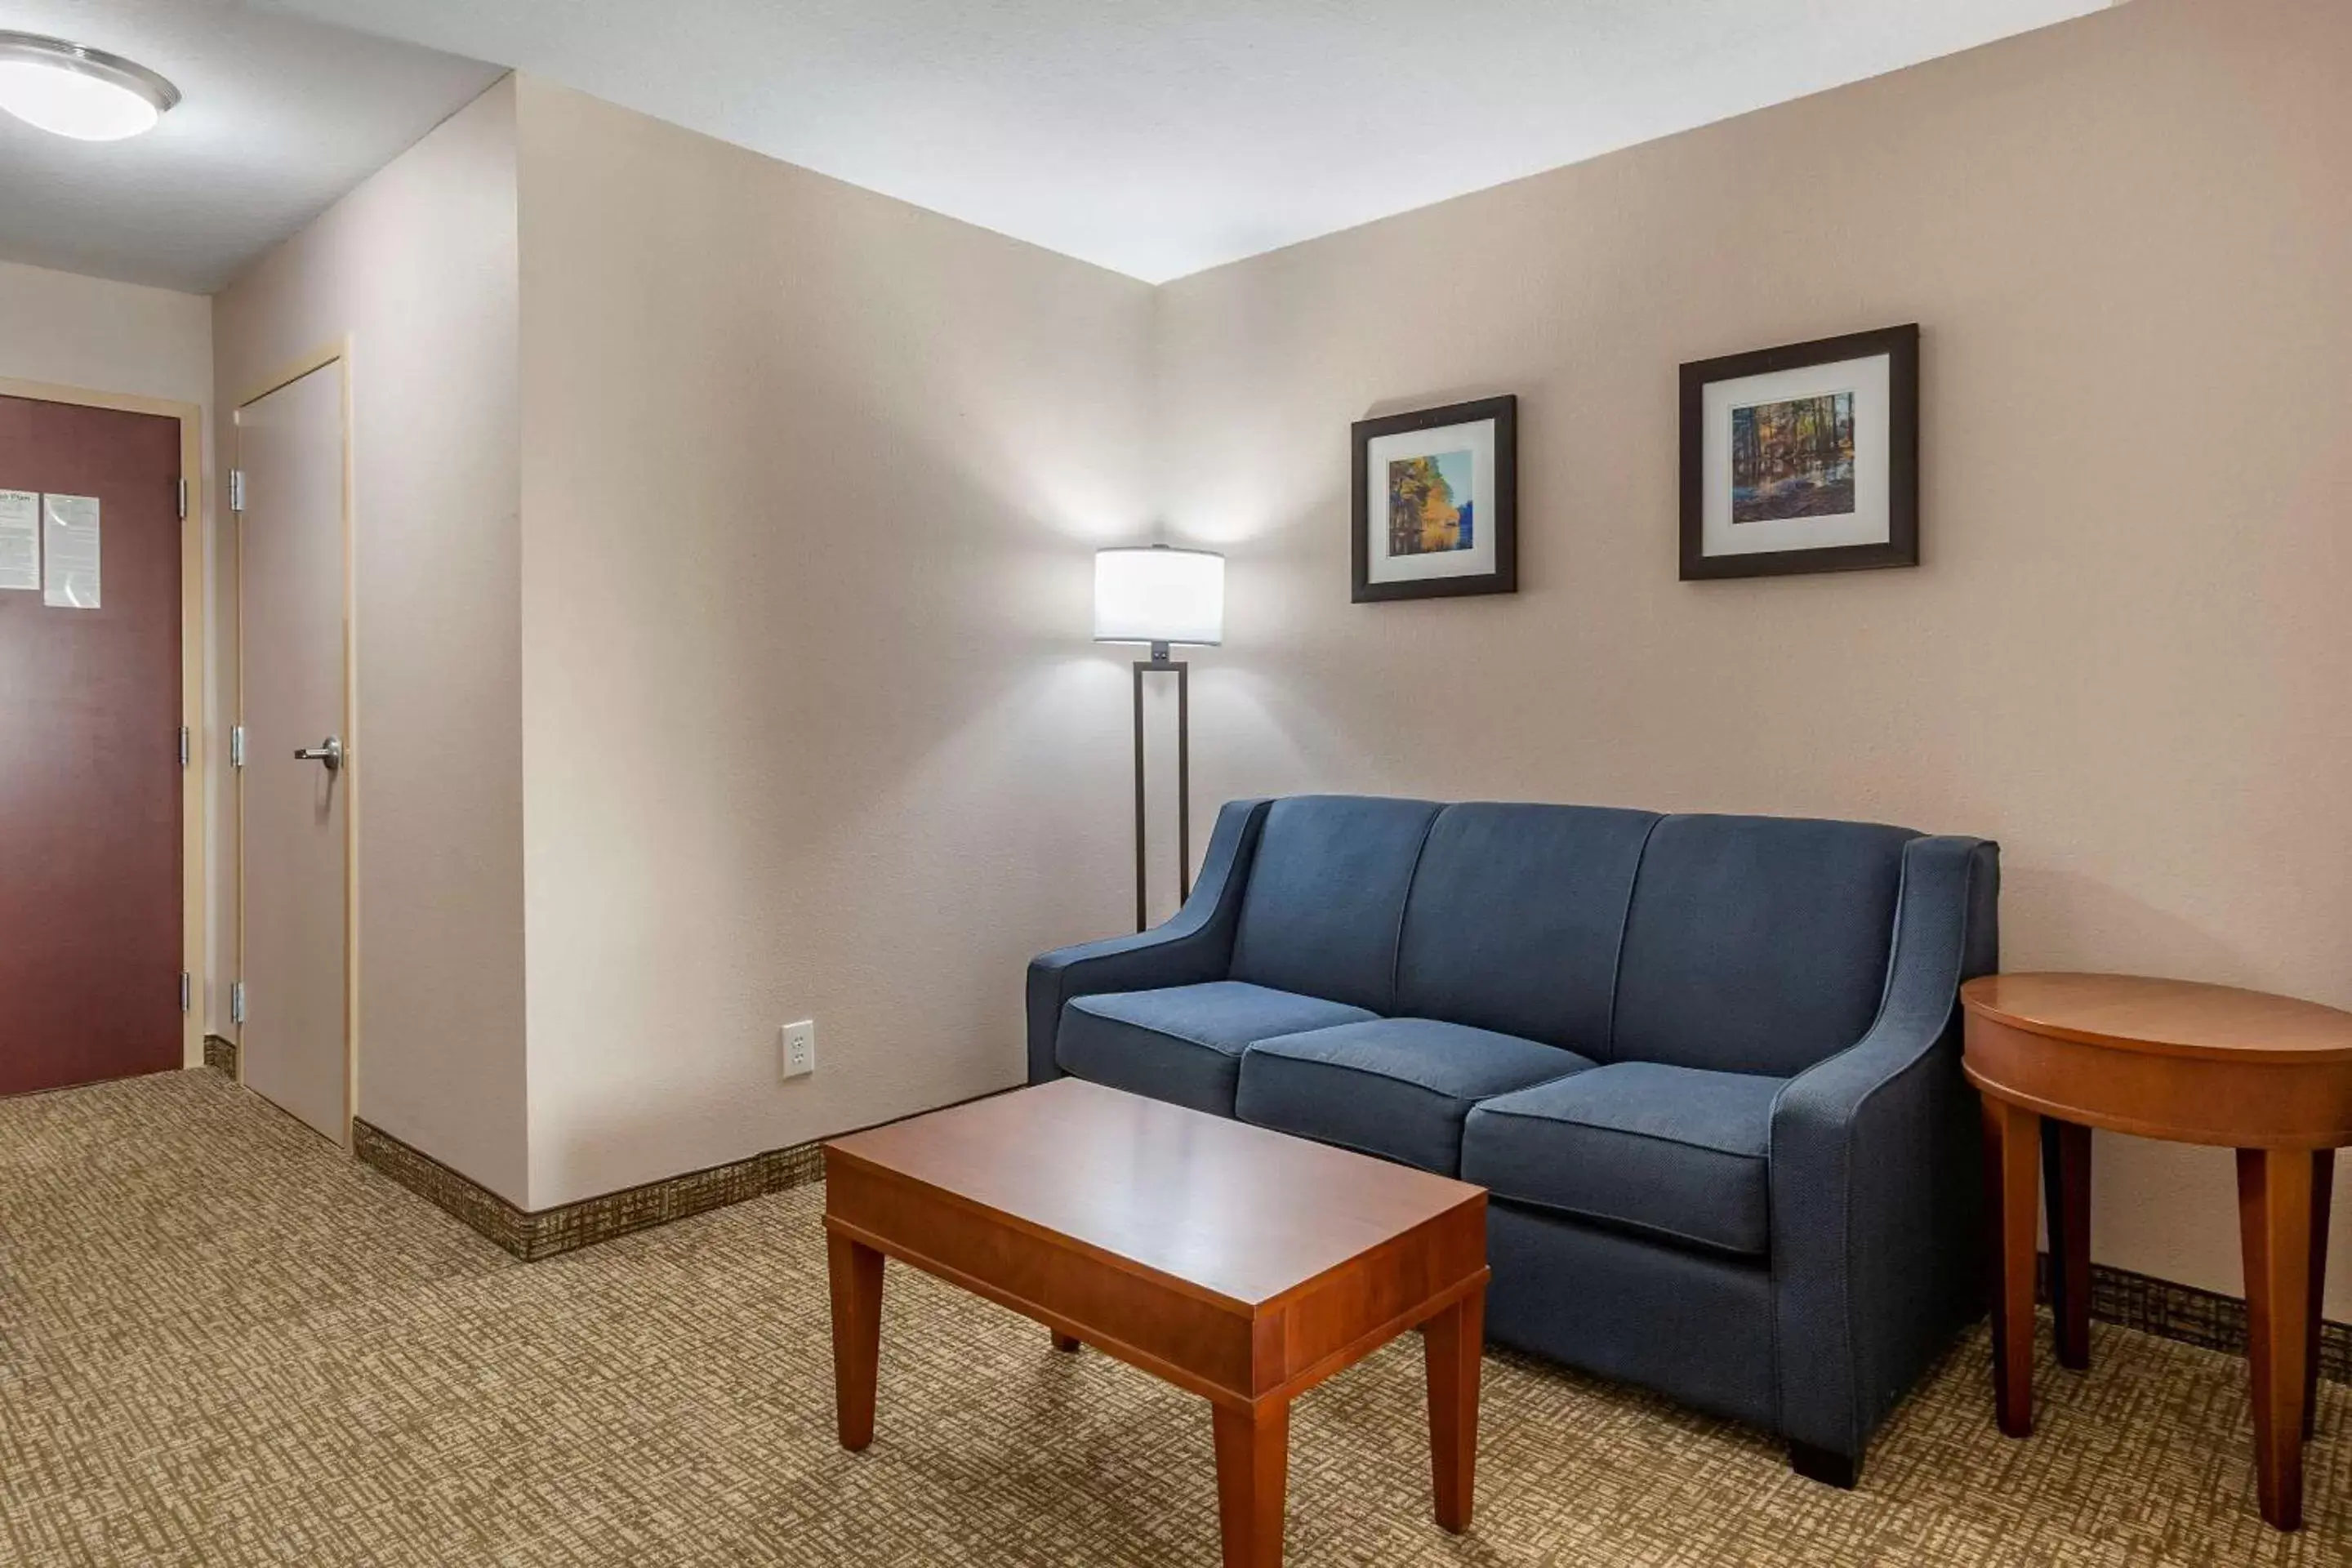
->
(1678, 324), (1918, 581)
(1351, 394), (1517, 602)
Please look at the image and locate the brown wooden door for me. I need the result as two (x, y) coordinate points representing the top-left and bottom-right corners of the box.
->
(237, 363), (350, 1143)
(0, 394), (185, 1097)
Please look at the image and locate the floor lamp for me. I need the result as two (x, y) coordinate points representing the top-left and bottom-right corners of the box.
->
(1094, 545), (1226, 932)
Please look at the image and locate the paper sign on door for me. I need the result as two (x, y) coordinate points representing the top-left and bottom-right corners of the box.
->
(0, 489), (36, 591)
(42, 492), (100, 609)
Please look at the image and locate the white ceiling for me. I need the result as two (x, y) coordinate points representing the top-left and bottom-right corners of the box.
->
(261, 0), (2110, 284)
(0, 2), (2115, 295)
(0, 0), (501, 293)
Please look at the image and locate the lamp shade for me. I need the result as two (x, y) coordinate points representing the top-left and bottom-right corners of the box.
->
(1094, 546), (1224, 647)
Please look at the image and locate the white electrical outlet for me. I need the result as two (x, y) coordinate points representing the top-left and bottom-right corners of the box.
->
(782, 1019), (817, 1080)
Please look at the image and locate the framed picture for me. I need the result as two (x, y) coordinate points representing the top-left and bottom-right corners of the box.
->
(1679, 324), (1918, 581)
(1352, 394), (1517, 602)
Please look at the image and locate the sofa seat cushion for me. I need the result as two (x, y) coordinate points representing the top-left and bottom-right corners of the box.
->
(1461, 1062), (1783, 1256)
(1236, 1018), (1594, 1175)
(1058, 982), (1377, 1117)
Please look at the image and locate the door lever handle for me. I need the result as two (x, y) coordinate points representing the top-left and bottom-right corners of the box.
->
(294, 736), (344, 771)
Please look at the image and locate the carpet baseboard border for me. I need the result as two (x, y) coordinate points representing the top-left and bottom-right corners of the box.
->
(2038, 1252), (2349, 1385)
(203, 1033), (238, 1078)
(348, 1085), (1018, 1262)
(352, 1119), (824, 1262)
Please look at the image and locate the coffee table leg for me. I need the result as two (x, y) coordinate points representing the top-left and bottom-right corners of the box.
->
(1212, 1399), (1289, 1568)
(1982, 1096), (2040, 1437)
(828, 1232), (884, 1451)
(2238, 1147), (2319, 1530)
(1423, 1286), (1485, 1533)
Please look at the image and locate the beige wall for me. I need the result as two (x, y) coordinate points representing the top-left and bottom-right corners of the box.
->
(0, 258), (212, 404)
(513, 78), (1153, 1207)
(0, 260), (222, 1049)
(212, 78), (529, 1201)
(1156, 0), (2352, 1312)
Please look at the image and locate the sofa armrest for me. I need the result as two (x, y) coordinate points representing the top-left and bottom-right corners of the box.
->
(1024, 799), (1272, 1084)
(1769, 834), (2000, 1461)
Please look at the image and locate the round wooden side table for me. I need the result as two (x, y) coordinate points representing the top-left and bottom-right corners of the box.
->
(1961, 973), (2352, 1531)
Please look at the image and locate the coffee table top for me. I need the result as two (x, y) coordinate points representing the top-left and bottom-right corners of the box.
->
(823, 1077), (1486, 1309)
(1962, 973), (2352, 1064)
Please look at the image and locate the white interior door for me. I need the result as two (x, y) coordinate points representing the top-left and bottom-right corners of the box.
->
(237, 362), (350, 1143)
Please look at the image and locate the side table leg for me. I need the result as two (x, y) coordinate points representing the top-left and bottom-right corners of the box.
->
(828, 1231), (884, 1452)
(2042, 1120), (2093, 1371)
(2305, 1150), (2334, 1443)
(1423, 1285), (1486, 1533)
(1212, 1398), (1289, 1568)
(1982, 1096), (2040, 1437)
(2238, 1147), (2318, 1530)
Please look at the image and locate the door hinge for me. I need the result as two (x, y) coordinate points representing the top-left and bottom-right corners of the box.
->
(230, 724), (246, 768)
(177, 477), (189, 520)
(180, 971), (192, 1013)
(229, 469), (246, 513)
(178, 725), (191, 768)
(229, 982), (246, 1026)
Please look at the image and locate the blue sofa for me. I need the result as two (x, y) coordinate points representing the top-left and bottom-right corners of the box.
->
(1027, 795), (1998, 1485)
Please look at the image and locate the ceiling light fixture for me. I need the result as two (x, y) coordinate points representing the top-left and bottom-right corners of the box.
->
(0, 32), (179, 141)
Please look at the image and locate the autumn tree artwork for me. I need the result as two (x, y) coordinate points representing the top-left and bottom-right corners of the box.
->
(1352, 394), (1514, 601)
(1731, 391), (1855, 523)
(1386, 449), (1476, 555)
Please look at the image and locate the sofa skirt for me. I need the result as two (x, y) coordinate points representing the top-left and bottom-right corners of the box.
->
(1483, 1199), (1779, 1435)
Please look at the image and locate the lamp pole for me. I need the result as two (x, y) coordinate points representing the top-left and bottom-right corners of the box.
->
(1131, 640), (1190, 933)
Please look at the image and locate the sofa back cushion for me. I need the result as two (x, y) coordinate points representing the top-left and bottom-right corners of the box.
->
(1395, 803), (1659, 1053)
(1610, 813), (1915, 1076)
(1229, 795), (1441, 1013)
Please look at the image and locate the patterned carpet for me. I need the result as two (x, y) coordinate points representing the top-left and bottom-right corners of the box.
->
(0, 1071), (2345, 1566)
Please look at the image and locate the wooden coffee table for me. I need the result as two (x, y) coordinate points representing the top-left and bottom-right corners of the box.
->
(822, 1077), (1490, 1566)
